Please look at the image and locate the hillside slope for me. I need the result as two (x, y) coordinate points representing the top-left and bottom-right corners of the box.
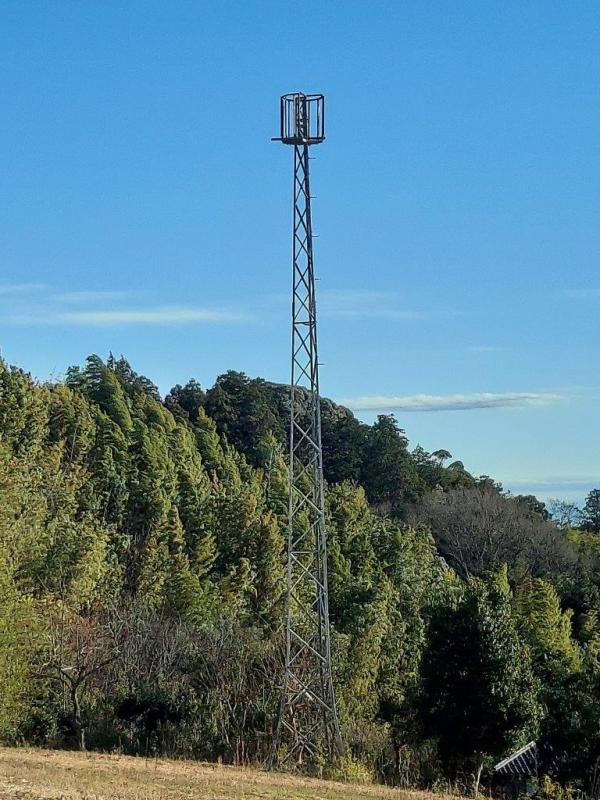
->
(0, 747), (449, 800)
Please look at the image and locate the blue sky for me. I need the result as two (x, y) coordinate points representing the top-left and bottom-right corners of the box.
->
(0, 1), (598, 505)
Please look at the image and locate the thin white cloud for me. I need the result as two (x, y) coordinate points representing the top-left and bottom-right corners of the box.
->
(505, 477), (599, 492)
(468, 345), (499, 353)
(318, 289), (427, 320)
(0, 282), (46, 295)
(53, 290), (136, 303)
(6, 306), (251, 326)
(503, 477), (599, 503)
(338, 391), (569, 413)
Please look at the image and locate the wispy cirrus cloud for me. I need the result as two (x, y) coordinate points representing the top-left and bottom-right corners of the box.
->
(0, 282), (46, 295)
(7, 306), (251, 327)
(0, 283), (251, 326)
(338, 391), (569, 413)
(502, 476), (600, 504)
(318, 289), (427, 321)
(505, 476), (599, 493)
(52, 290), (136, 304)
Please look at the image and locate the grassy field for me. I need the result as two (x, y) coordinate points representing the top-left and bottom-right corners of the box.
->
(0, 746), (452, 800)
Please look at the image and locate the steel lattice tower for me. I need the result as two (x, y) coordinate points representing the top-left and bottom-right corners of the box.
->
(271, 92), (343, 767)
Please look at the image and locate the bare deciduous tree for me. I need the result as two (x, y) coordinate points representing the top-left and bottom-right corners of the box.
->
(192, 621), (279, 765)
(407, 484), (578, 579)
(547, 498), (583, 530)
(34, 604), (126, 751)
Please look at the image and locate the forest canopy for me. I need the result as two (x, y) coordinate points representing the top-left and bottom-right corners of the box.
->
(1, 354), (600, 794)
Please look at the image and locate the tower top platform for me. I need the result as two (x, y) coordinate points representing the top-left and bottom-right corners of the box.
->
(273, 92), (325, 146)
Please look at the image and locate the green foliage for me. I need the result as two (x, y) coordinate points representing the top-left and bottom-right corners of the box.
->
(515, 577), (581, 675)
(1, 351), (599, 795)
(0, 565), (37, 739)
(420, 571), (541, 778)
(581, 489), (600, 533)
(537, 645), (600, 794)
(534, 775), (579, 800)
(359, 415), (420, 511)
(203, 371), (284, 466)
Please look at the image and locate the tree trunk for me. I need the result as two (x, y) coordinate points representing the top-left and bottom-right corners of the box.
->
(393, 737), (402, 783)
(473, 757), (484, 797)
(70, 683), (86, 752)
